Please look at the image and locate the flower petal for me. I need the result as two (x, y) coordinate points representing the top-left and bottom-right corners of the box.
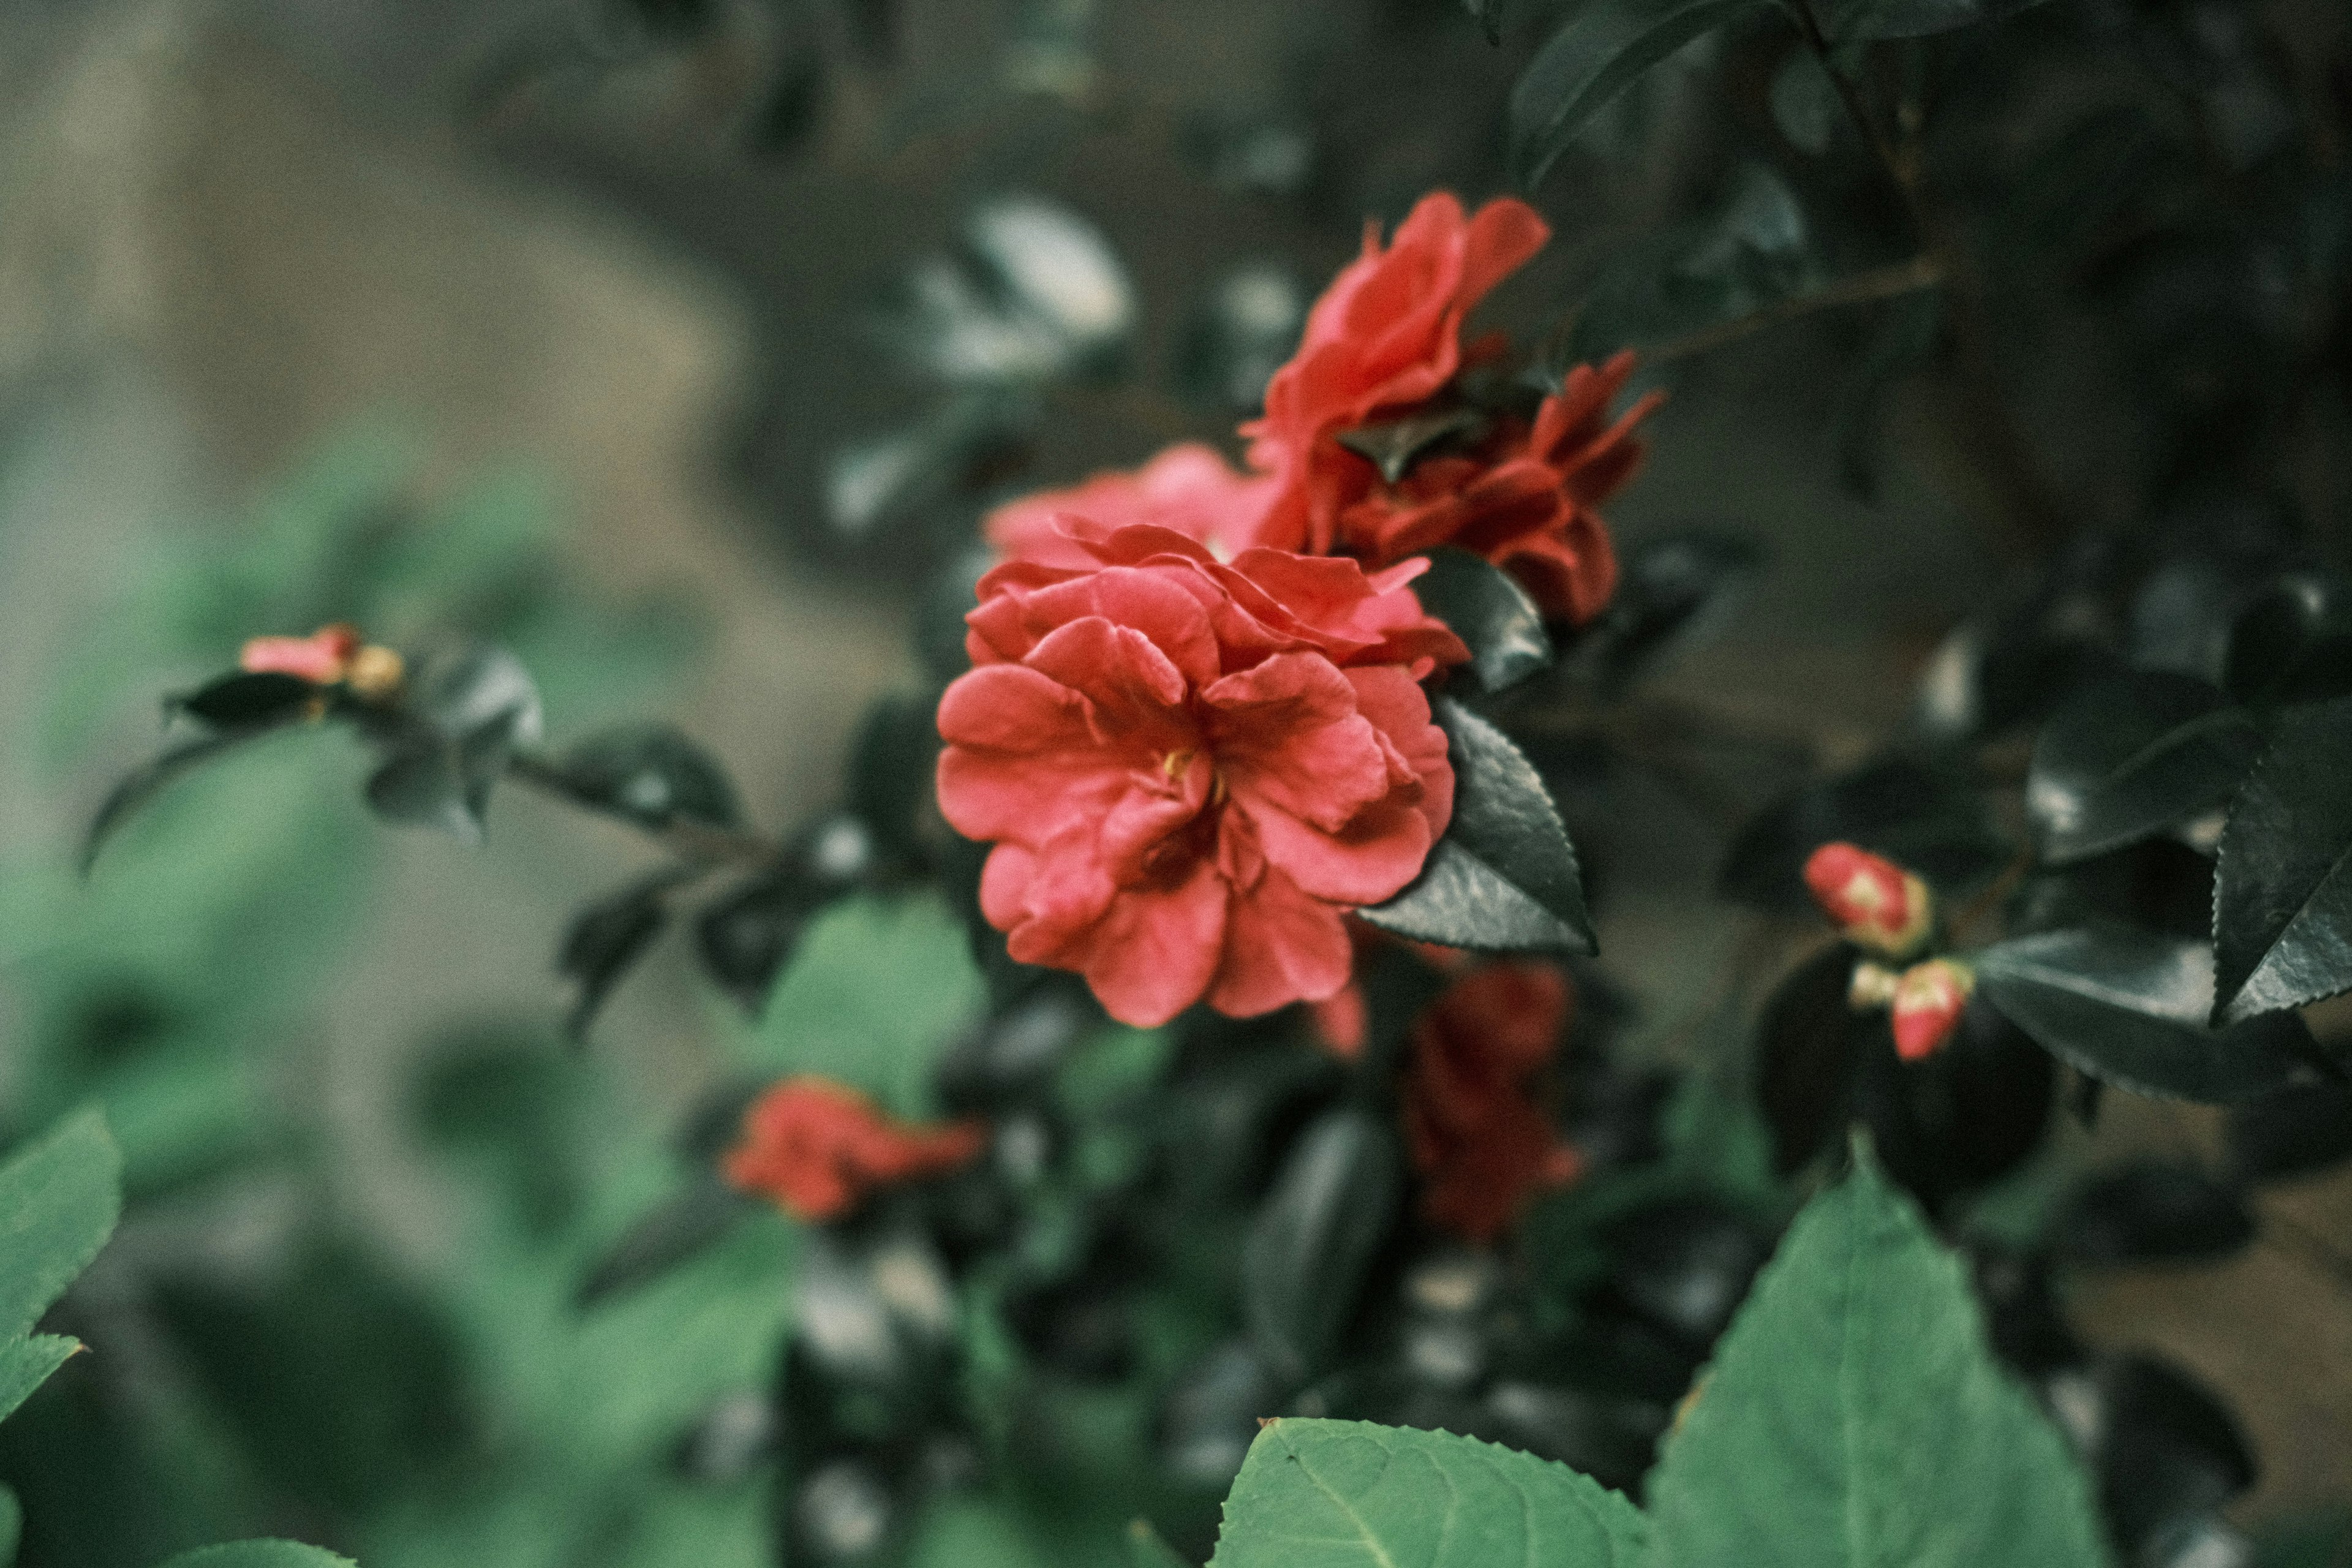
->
(1205, 863), (1354, 1016)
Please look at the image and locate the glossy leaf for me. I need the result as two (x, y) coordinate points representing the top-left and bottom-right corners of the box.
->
(1973, 925), (2320, 1102)
(1822, 0), (2059, 40)
(1358, 698), (1595, 953)
(2051, 1161), (2255, 1265)
(1562, 530), (1761, 693)
(1207, 1418), (1648, 1568)
(557, 869), (687, 1042)
(1645, 1152), (2107, 1568)
(170, 671), (319, 730)
(1755, 943), (1868, 1176)
(2212, 696), (2352, 1023)
(364, 644), (543, 842)
(2224, 573), (2352, 706)
(549, 723), (741, 831)
(575, 1178), (750, 1308)
(2225, 1081), (2352, 1183)
(1242, 1109), (1403, 1382)
(1864, 995), (2056, 1210)
(1413, 548), (1553, 695)
(2026, 673), (2258, 864)
(2059, 1355), (2257, 1555)
(153, 1545), (356, 1568)
(1509, 0), (1774, 191)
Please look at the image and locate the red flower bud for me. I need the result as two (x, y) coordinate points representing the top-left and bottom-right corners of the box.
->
(723, 1077), (986, 1223)
(239, 624), (361, 685)
(1890, 959), (1974, 1062)
(1802, 842), (1932, 957)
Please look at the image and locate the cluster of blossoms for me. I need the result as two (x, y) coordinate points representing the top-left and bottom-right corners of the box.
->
(1803, 842), (1974, 1061)
(940, 192), (1661, 1028)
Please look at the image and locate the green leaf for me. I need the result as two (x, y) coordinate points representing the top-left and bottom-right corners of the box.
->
(1412, 548), (1554, 696)
(364, 643), (543, 843)
(1464, 0), (1509, 45)
(1207, 1417), (1648, 1568)
(1973, 925), (2318, 1103)
(0, 1337), (80, 1426)
(0, 1111), (121, 1342)
(81, 730), (284, 875)
(2026, 674), (2260, 864)
(557, 869), (690, 1044)
(170, 671), (320, 730)
(1242, 1109), (1401, 1382)
(152, 1543), (356, 1568)
(1823, 0), (2059, 42)
(1767, 47), (1841, 154)
(0, 1482), (18, 1568)
(1336, 407), (1490, 485)
(548, 723), (742, 831)
(1129, 1519), (1193, 1568)
(1510, 0), (1774, 190)
(1645, 1150), (2107, 1568)
(2212, 697), (2352, 1023)
(1357, 698), (1596, 954)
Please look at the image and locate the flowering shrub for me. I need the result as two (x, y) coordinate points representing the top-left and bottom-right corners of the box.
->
(36, 0), (2352, 1561)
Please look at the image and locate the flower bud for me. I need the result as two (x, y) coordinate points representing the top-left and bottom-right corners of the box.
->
(344, 644), (406, 700)
(239, 623), (360, 685)
(1891, 959), (1974, 1062)
(1803, 842), (1932, 957)
(1848, 961), (1901, 1009)
(723, 1076), (987, 1223)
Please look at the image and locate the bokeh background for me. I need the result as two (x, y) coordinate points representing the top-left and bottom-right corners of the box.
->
(0, 0), (2346, 1561)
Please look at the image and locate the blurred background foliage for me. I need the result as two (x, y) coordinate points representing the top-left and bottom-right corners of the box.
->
(0, 0), (2348, 1562)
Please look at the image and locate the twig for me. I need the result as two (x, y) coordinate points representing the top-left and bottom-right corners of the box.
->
(505, 751), (785, 869)
(1648, 254), (1947, 364)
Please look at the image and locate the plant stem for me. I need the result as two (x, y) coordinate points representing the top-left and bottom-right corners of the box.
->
(505, 750), (785, 869)
(1649, 254), (1947, 364)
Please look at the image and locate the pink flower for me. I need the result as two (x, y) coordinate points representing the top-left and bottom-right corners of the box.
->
(935, 524), (1466, 1027)
(724, 1077), (987, 1222)
(1245, 194), (1552, 556)
(984, 442), (1279, 568)
(240, 624), (360, 684)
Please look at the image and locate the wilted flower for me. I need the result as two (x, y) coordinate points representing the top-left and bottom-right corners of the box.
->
(725, 1077), (987, 1223)
(936, 522), (1464, 1027)
(1403, 960), (1582, 1242)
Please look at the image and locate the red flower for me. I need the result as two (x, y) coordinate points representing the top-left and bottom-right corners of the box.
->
(1403, 961), (1583, 1242)
(1803, 842), (1934, 957)
(936, 523), (1466, 1027)
(241, 624), (360, 684)
(1891, 959), (1974, 1062)
(723, 1077), (987, 1222)
(985, 442), (1279, 568)
(1330, 352), (1662, 624)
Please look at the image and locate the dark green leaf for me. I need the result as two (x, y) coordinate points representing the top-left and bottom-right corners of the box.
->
(2213, 696), (2352, 1023)
(1865, 997), (2054, 1208)
(1509, 0), (1774, 191)
(2026, 673), (2260, 864)
(551, 723), (741, 831)
(2052, 1161), (2255, 1265)
(1562, 530), (1762, 693)
(1129, 1519), (1193, 1568)
(1336, 407), (1490, 485)
(849, 694), (943, 856)
(0, 1483), (18, 1568)
(1359, 698), (1595, 952)
(1562, 165), (1819, 363)
(1412, 548), (1553, 696)
(695, 863), (843, 1014)
(1755, 943), (1867, 1176)
(1767, 47), (1840, 154)
(2073, 1355), (2257, 1555)
(1721, 755), (2007, 910)
(1207, 1418), (1648, 1568)
(153, 1542), (356, 1568)
(1242, 1109), (1402, 1382)
(1973, 925), (2320, 1102)
(364, 644), (543, 842)
(1823, 0), (2058, 41)
(2225, 1082), (2352, 1183)
(576, 1178), (750, 1308)
(170, 672), (318, 730)
(364, 741), (480, 843)
(1645, 1151), (2107, 1567)
(0, 1341), (78, 1430)
(2224, 573), (2352, 706)
(558, 869), (688, 1042)
(0, 1112), (120, 1344)
(81, 731), (270, 874)
(1464, 0), (1508, 44)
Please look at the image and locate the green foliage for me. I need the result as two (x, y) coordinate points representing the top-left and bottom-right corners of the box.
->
(153, 1545), (355, 1568)
(1410, 549), (1553, 696)
(1509, 0), (1774, 191)
(2025, 675), (2259, 865)
(0, 1113), (120, 1425)
(1241, 1110), (1402, 1382)
(2212, 697), (2352, 1023)
(744, 892), (987, 1114)
(1645, 1149), (2107, 1567)
(1358, 699), (1595, 954)
(1207, 1419), (1648, 1568)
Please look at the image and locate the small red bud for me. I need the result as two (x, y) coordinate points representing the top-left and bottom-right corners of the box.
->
(1803, 842), (1933, 957)
(1891, 959), (1974, 1062)
(723, 1077), (987, 1223)
(239, 624), (361, 685)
